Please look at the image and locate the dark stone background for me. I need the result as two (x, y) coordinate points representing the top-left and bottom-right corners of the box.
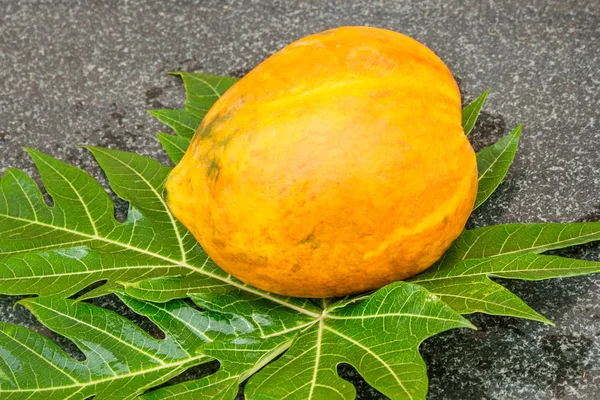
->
(0, 1), (599, 398)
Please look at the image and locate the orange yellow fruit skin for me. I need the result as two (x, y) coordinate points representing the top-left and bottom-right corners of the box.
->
(165, 26), (478, 298)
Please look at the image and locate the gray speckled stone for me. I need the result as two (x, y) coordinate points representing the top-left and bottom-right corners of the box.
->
(1, 1), (599, 399)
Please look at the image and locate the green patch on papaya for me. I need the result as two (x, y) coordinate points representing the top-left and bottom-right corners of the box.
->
(206, 157), (221, 182)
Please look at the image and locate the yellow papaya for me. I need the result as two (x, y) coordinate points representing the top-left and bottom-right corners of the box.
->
(165, 26), (478, 298)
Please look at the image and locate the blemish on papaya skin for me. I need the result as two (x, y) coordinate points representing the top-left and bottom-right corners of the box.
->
(211, 237), (226, 250)
(199, 95), (246, 139)
(298, 231), (315, 244)
(228, 251), (268, 268)
(220, 135), (230, 147)
(199, 112), (234, 139)
(206, 157), (221, 182)
(219, 133), (234, 149)
(298, 231), (321, 249)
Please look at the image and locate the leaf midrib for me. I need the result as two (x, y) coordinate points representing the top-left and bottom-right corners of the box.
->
(477, 135), (514, 187)
(0, 354), (206, 393)
(260, 320), (316, 339)
(150, 112), (198, 133)
(307, 319), (323, 400)
(0, 239), (95, 256)
(454, 225), (600, 264)
(434, 292), (548, 322)
(410, 265), (600, 284)
(427, 285), (545, 318)
(0, 264), (177, 280)
(324, 313), (467, 322)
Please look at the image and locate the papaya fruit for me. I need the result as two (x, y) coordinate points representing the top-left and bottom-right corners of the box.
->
(165, 26), (478, 298)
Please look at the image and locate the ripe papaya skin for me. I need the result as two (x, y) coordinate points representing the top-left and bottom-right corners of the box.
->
(165, 26), (478, 298)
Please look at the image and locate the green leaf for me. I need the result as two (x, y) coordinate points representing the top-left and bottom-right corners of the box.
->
(157, 133), (191, 164)
(170, 72), (238, 114)
(0, 148), (189, 296)
(438, 221), (600, 267)
(245, 282), (473, 400)
(416, 221), (600, 322)
(129, 283), (472, 399)
(143, 337), (292, 400)
(414, 275), (551, 323)
(149, 110), (203, 138)
(452, 253), (600, 281)
(0, 293), (308, 400)
(410, 253), (600, 322)
(462, 89), (490, 135)
(141, 290), (318, 399)
(474, 125), (522, 209)
(0, 296), (210, 399)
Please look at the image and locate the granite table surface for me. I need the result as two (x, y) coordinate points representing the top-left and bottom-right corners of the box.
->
(0, 1), (599, 399)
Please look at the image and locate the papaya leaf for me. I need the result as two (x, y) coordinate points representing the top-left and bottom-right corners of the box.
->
(462, 89), (490, 135)
(410, 253), (600, 322)
(0, 293), (312, 400)
(142, 290), (318, 399)
(413, 275), (551, 323)
(416, 221), (600, 321)
(0, 129), (321, 400)
(474, 125), (522, 209)
(244, 282), (473, 400)
(140, 282), (472, 399)
(125, 292), (306, 400)
(142, 337), (292, 400)
(0, 296), (213, 400)
(438, 221), (600, 268)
